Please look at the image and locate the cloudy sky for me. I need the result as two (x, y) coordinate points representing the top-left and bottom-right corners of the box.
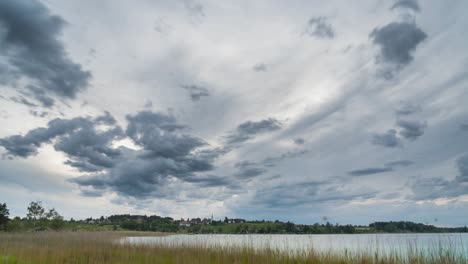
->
(1, 0), (468, 226)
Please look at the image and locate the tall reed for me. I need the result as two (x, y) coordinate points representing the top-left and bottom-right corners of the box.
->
(0, 232), (466, 264)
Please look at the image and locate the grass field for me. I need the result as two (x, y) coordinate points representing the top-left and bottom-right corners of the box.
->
(0, 231), (466, 264)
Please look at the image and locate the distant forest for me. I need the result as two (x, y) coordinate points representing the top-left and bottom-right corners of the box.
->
(1, 202), (467, 234)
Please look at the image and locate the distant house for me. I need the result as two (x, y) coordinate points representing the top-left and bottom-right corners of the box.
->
(179, 219), (191, 227)
(190, 218), (201, 225)
(228, 218), (246, 224)
(201, 218), (212, 225)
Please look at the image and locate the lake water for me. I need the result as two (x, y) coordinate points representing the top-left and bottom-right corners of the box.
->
(123, 233), (468, 256)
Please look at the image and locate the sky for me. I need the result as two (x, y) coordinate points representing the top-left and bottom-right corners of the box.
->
(0, 0), (468, 226)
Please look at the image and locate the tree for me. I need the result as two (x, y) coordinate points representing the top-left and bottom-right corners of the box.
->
(46, 208), (64, 230)
(27, 201), (45, 221)
(0, 203), (10, 230)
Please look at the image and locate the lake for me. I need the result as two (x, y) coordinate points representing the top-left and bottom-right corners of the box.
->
(123, 233), (468, 256)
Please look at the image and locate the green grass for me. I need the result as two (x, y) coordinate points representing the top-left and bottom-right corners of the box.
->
(0, 231), (466, 263)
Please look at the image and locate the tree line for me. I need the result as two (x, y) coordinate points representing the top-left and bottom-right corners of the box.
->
(0, 201), (65, 231)
(1, 201), (467, 233)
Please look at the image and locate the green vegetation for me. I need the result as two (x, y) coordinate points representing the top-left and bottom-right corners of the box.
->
(1, 201), (468, 234)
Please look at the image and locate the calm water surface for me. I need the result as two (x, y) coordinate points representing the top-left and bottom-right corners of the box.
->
(123, 233), (468, 256)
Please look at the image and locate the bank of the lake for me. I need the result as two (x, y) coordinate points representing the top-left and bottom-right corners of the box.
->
(1, 231), (467, 264)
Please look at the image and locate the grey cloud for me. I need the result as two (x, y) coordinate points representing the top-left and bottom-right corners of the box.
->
(262, 149), (308, 167)
(304, 17), (334, 39)
(29, 110), (48, 118)
(54, 126), (124, 172)
(294, 138), (305, 145)
(410, 177), (468, 200)
(395, 102), (421, 116)
(391, 0), (421, 12)
(181, 85), (210, 101)
(70, 149), (217, 199)
(349, 160), (413, 177)
(0, 113), (124, 173)
(183, 174), (233, 188)
(94, 111), (117, 125)
(234, 161), (267, 179)
(183, 0), (205, 24)
(144, 100), (153, 109)
(0, 116), (93, 157)
(70, 110), (225, 198)
(370, 22), (427, 66)
(126, 111), (205, 158)
(348, 167), (393, 176)
(410, 154), (468, 200)
(253, 63), (267, 72)
(385, 160), (414, 168)
(371, 129), (402, 148)
(0, 0), (90, 106)
(253, 180), (376, 208)
(235, 167), (266, 179)
(460, 124), (468, 131)
(154, 18), (172, 36)
(26, 86), (55, 108)
(226, 118), (282, 144)
(9, 96), (38, 107)
(396, 119), (427, 141)
(79, 188), (105, 197)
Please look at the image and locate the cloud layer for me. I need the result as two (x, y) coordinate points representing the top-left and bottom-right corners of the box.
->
(0, 0), (467, 225)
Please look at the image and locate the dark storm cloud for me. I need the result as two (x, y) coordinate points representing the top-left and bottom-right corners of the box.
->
(181, 85), (210, 101)
(396, 119), (427, 141)
(348, 167), (393, 176)
(0, 113), (124, 172)
(410, 154), (468, 200)
(370, 22), (427, 66)
(55, 125), (124, 172)
(371, 129), (401, 148)
(391, 0), (421, 12)
(70, 149), (217, 199)
(0, 116), (93, 157)
(0, 0), (90, 106)
(69, 110), (228, 198)
(304, 17), (334, 39)
(126, 110), (205, 158)
(226, 118), (282, 144)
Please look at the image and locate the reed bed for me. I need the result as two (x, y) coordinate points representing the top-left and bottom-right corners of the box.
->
(0, 231), (466, 264)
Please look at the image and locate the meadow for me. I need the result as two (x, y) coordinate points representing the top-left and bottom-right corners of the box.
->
(0, 231), (466, 264)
